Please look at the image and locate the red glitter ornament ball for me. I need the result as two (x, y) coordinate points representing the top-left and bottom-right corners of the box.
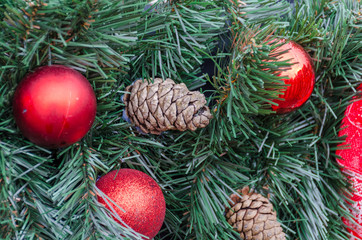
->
(13, 65), (97, 148)
(96, 169), (166, 239)
(271, 40), (315, 114)
(336, 86), (362, 238)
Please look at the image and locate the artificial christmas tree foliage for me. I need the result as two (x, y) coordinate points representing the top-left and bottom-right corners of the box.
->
(12, 65), (97, 148)
(123, 78), (212, 134)
(271, 40), (315, 114)
(0, 0), (360, 240)
(96, 169), (166, 239)
(225, 187), (286, 240)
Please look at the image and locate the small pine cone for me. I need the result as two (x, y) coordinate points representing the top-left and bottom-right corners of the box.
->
(225, 187), (286, 240)
(123, 78), (212, 135)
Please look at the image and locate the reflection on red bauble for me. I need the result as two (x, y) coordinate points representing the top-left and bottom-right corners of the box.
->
(96, 169), (166, 239)
(336, 85), (362, 238)
(272, 40), (315, 114)
(13, 65), (97, 148)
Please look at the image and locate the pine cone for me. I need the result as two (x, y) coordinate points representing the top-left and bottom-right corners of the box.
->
(225, 187), (286, 240)
(123, 78), (212, 135)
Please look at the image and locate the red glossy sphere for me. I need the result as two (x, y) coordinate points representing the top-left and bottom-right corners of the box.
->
(13, 65), (97, 148)
(336, 86), (362, 237)
(272, 41), (315, 114)
(96, 169), (166, 239)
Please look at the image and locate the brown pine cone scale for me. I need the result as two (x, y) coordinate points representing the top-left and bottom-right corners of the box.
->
(123, 78), (212, 135)
(225, 187), (286, 240)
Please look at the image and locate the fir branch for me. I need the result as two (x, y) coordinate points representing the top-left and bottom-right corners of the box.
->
(131, 0), (226, 85)
(229, 0), (290, 24)
(0, 141), (56, 239)
(0, 0), (361, 239)
(211, 23), (291, 142)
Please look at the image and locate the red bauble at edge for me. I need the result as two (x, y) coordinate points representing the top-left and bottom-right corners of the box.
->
(96, 169), (166, 239)
(336, 86), (362, 238)
(271, 40), (315, 114)
(13, 65), (97, 148)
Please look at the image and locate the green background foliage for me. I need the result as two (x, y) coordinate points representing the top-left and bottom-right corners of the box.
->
(0, 0), (361, 239)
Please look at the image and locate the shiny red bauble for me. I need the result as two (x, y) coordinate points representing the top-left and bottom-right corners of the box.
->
(13, 65), (97, 148)
(271, 40), (315, 114)
(96, 169), (166, 239)
(336, 86), (362, 238)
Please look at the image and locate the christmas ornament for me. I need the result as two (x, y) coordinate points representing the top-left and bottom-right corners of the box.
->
(13, 65), (97, 148)
(271, 40), (315, 114)
(336, 87), (362, 238)
(123, 78), (212, 135)
(96, 169), (166, 239)
(225, 187), (286, 240)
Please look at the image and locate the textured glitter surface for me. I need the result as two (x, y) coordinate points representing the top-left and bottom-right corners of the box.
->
(271, 41), (315, 114)
(96, 169), (166, 239)
(336, 92), (362, 238)
(13, 65), (97, 148)
(337, 99), (362, 176)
